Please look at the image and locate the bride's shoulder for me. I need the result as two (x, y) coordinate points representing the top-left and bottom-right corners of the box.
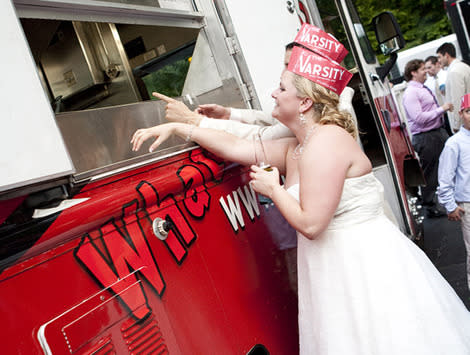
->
(308, 125), (358, 157)
(313, 124), (352, 142)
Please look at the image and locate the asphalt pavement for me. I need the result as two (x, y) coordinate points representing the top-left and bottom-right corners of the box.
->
(421, 213), (470, 310)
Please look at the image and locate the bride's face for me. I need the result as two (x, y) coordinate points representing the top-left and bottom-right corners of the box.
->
(271, 71), (302, 124)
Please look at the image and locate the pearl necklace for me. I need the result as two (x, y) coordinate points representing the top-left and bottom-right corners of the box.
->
(292, 125), (316, 160)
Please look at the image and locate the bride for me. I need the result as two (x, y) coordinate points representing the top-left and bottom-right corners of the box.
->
(131, 47), (470, 354)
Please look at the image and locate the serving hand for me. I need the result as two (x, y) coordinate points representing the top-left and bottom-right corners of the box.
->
(152, 92), (202, 125)
(196, 104), (231, 119)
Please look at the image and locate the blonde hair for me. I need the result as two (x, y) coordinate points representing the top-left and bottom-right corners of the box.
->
(293, 74), (358, 140)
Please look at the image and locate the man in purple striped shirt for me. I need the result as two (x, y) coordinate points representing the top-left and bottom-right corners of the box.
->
(402, 59), (454, 217)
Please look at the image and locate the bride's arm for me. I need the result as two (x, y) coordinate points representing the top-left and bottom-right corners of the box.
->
(250, 125), (354, 240)
(131, 122), (292, 173)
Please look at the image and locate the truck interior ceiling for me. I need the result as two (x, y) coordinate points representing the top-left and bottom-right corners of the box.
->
(21, 19), (200, 112)
(19, 17), (245, 182)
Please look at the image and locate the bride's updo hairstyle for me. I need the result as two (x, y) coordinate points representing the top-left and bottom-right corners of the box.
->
(293, 74), (358, 140)
(288, 24), (356, 139)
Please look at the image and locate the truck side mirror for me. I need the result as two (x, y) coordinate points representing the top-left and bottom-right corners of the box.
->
(372, 11), (405, 81)
(373, 11), (405, 55)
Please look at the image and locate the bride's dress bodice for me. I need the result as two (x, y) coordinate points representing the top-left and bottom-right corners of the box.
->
(287, 172), (385, 229)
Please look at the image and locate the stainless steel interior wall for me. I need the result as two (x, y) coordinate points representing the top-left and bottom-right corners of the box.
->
(56, 78), (245, 181)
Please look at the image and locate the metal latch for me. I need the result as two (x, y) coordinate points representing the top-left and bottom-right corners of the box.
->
(286, 1), (295, 13)
(358, 82), (370, 105)
(224, 36), (239, 55)
(240, 83), (254, 103)
(152, 218), (173, 241)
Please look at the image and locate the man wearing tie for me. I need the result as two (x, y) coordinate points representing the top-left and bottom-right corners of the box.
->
(402, 59), (454, 217)
(424, 55), (447, 105)
(425, 55), (452, 135)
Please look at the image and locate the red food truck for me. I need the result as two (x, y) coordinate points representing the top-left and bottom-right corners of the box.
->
(0, 0), (423, 353)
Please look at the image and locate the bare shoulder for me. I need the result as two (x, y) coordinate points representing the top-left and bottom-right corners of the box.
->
(311, 124), (356, 147)
(304, 124), (371, 177)
(307, 124), (364, 161)
(303, 124), (355, 162)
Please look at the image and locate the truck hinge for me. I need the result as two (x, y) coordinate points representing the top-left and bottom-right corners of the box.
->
(358, 82), (370, 105)
(240, 82), (254, 103)
(224, 36), (239, 55)
(200, 16), (208, 28)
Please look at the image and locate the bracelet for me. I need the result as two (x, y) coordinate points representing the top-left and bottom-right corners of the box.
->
(185, 124), (195, 142)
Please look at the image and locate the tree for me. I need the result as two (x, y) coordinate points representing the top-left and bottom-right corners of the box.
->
(353, 0), (452, 57)
(316, 0), (452, 63)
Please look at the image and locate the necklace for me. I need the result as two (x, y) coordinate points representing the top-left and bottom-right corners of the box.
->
(292, 125), (316, 160)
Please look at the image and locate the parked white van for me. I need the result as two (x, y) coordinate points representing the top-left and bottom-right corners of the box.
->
(390, 33), (461, 82)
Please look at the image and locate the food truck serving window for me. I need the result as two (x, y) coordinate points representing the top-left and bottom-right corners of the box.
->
(14, 0), (247, 183)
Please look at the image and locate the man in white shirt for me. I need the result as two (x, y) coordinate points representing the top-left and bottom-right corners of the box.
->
(424, 55), (447, 105)
(437, 42), (470, 132)
(425, 55), (452, 135)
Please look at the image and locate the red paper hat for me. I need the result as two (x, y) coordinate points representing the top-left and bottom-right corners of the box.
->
(294, 24), (348, 64)
(460, 93), (470, 111)
(288, 46), (353, 95)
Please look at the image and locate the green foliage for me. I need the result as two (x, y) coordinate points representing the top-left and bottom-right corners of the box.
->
(316, 0), (355, 68)
(353, 0), (452, 62)
(142, 58), (191, 98)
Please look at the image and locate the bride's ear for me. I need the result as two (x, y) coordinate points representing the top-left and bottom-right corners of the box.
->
(300, 97), (313, 113)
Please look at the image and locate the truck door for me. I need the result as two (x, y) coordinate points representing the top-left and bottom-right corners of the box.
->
(0, 0), (74, 196)
(334, 0), (422, 236)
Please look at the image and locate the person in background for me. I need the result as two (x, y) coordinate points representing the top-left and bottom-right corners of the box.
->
(424, 55), (447, 104)
(402, 59), (453, 217)
(437, 42), (470, 132)
(132, 41), (470, 355)
(424, 55), (452, 135)
(438, 92), (470, 291)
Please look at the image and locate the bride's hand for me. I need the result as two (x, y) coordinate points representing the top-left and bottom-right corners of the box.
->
(249, 165), (280, 198)
(131, 123), (176, 152)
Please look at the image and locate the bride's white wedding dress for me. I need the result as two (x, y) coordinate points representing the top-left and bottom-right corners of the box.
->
(287, 172), (470, 355)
